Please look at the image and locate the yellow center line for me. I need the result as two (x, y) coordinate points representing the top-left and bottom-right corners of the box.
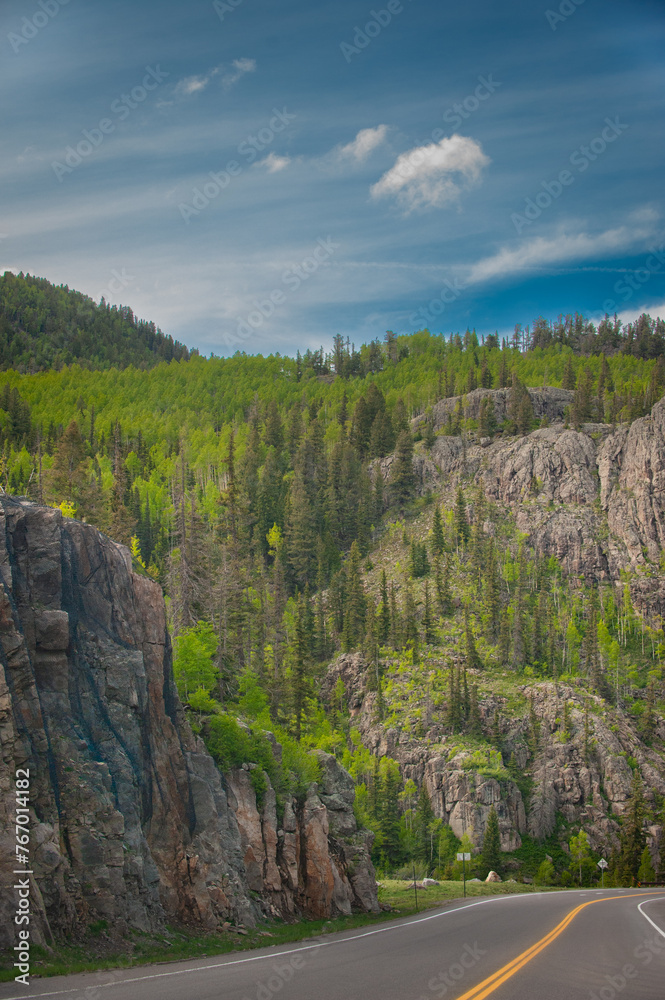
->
(453, 892), (662, 1000)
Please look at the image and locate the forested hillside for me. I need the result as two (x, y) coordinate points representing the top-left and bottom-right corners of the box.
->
(0, 272), (194, 372)
(2, 277), (665, 890)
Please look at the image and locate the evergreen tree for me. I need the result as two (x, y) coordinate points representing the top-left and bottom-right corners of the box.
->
(618, 772), (647, 884)
(423, 579), (435, 644)
(435, 555), (453, 615)
(562, 354), (576, 390)
(390, 430), (416, 508)
(464, 609), (483, 671)
(431, 505), (445, 557)
(454, 487), (469, 547)
(414, 784), (436, 870)
(379, 569), (391, 646)
(342, 541), (366, 651)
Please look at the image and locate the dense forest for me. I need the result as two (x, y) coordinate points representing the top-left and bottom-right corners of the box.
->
(0, 272), (193, 372)
(2, 271), (664, 887)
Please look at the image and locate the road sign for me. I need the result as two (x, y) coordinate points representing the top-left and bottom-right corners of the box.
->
(597, 859), (608, 869)
(456, 853), (471, 861)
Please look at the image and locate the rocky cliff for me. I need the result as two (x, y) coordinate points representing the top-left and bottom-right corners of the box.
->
(325, 654), (665, 865)
(0, 499), (377, 950)
(404, 388), (665, 618)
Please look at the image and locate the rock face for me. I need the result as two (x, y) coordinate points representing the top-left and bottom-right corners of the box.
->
(226, 753), (379, 921)
(324, 655), (665, 862)
(407, 392), (665, 617)
(0, 499), (377, 951)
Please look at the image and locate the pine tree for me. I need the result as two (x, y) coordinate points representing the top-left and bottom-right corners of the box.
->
(464, 609), (483, 671)
(481, 806), (502, 876)
(390, 430), (416, 508)
(562, 354), (576, 390)
(435, 556), (453, 616)
(423, 579), (435, 644)
(403, 579), (419, 660)
(431, 505), (445, 557)
(498, 607), (511, 666)
(454, 487), (469, 547)
(618, 772), (647, 884)
(414, 784), (436, 870)
(469, 684), (482, 736)
(342, 541), (366, 651)
(484, 541), (501, 641)
(379, 569), (391, 646)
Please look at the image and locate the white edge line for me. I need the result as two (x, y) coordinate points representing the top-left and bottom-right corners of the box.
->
(637, 896), (665, 940)
(1, 889), (646, 1000)
(0, 892), (555, 1000)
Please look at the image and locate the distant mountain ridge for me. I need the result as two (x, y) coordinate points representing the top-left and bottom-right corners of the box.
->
(0, 272), (195, 372)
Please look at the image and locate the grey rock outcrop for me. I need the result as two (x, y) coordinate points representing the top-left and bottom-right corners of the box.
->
(0, 498), (377, 951)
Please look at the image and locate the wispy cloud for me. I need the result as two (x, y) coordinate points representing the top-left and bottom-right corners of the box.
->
(466, 219), (660, 285)
(222, 58), (256, 89)
(338, 125), (390, 162)
(254, 152), (291, 173)
(371, 134), (490, 212)
(174, 58), (255, 98)
(175, 66), (221, 97)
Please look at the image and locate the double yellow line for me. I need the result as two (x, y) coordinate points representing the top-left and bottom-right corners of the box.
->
(453, 892), (657, 1000)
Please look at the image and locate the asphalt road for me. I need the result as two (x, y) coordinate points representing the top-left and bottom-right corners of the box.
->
(2, 889), (665, 1000)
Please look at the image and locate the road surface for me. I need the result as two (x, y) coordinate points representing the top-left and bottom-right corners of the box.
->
(2, 889), (665, 1000)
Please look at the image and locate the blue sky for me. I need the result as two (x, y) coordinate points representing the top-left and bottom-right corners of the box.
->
(1, 0), (664, 356)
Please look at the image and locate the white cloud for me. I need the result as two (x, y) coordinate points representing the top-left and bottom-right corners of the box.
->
(254, 152), (291, 173)
(175, 67), (220, 97)
(174, 59), (255, 97)
(466, 221), (660, 285)
(222, 58), (256, 89)
(371, 134), (490, 212)
(339, 125), (389, 162)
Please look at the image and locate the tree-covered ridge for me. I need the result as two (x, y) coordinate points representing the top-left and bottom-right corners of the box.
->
(0, 298), (664, 887)
(0, 272), (194, 372)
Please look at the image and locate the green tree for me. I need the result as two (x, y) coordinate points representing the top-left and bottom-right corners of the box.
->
(638, 845), (656, 883)
(618, 772), (647, 884)
(454, 487), (469, 547)
(569, 829), (591, 886)
(390, 430), (416, 508)
(431, 505), (445, 557)
(173, 620), (219, 702)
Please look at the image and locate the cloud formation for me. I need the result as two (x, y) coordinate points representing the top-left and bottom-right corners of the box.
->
(254, 152), (291, 173)
(467, 220), (660, 285)
(338, 125), (389, 162)
(371, 134), (490, 212)
(174, 59), (255, 98)
(222, 58), (256, 89)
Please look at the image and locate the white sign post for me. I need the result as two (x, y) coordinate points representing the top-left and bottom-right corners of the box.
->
(457, 852), (471, 897)
(597, 858), (608, 888)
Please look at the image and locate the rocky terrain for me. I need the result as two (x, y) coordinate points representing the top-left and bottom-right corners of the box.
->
(402, 388), (665, 617)
(325, 653), (665, 865)
(338, 390), (665, 865)
(0, 498), (378, 950)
